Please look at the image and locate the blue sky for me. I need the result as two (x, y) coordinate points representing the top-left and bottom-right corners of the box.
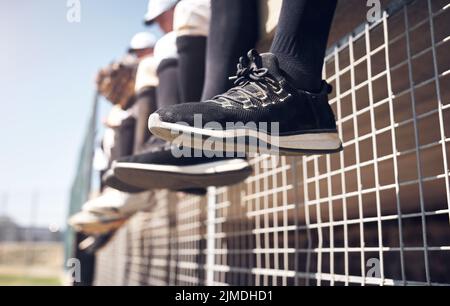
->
(0, 0), (157, 228)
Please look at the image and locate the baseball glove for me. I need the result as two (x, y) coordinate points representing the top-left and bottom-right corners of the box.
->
(96, 56), (138, 108)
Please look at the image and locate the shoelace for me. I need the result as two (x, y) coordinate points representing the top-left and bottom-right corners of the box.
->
(211, 50), (281, 106)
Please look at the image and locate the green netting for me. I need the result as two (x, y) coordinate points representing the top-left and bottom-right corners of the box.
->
(64, 93), (99, 268)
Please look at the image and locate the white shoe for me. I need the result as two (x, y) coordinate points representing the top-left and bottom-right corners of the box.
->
(82, 188), (151, 218)
(68, 210), (126, 235)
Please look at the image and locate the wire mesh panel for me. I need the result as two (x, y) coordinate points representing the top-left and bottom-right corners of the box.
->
(93, 228), (128, 286)
(94, 0), (450, 286)
(208, 156), (298, 286)
(205, 0), (450, 286)
(172, 194), (207, 285)
(143, 191), (174, 285)
(124, 212), (150, 286)
(94, 191), (207, 286)
(313, 0), (450, 285)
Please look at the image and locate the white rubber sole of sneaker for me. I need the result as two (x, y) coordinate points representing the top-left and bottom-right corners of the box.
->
(148, 113), (343, 155)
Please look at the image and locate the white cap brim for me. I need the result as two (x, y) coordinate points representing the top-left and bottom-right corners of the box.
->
(144, 0), (178, 25)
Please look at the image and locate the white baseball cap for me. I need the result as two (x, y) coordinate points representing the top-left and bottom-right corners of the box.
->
(144, 0), (179, 25)
(129, 32), (158, 51)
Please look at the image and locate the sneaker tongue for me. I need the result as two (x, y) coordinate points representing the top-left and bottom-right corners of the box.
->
(260, 53), (284, 81)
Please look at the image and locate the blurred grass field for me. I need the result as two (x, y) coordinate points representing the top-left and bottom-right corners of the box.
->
(0, 274), (61, 286)
(0, 242), (63, 286)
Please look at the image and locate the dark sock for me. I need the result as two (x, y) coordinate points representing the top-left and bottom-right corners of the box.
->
(201, 0), (259, 100)
(270, 0), (337, 92)
(156, 58), (180, 108)
(133, 87), (157, 153)
(73, 233), (95, 286)
(176, 36), (207, 102)
(114, 116), (136, 159)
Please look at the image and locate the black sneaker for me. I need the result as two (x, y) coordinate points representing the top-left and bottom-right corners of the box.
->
(103, 168), (147, 194)
(148, 49), (342, 156)
(104, 142), (209, 196)
(112, 140), (252, 191)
